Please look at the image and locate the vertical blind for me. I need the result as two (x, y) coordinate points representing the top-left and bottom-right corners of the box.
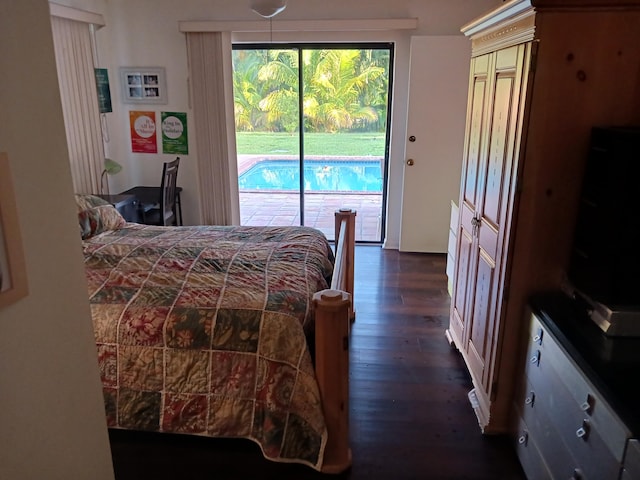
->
(186, 31), (240, 225)
(50, 15), (104, 194)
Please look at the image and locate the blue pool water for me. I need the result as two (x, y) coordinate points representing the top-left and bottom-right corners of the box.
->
(238, 159), (383, 192)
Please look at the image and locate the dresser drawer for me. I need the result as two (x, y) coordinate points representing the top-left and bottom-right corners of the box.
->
(527, 313), (629, 460)
(515, 377), (581, 479)
(514, 415), (553, 480)
(622, 439), (640, 480)
(622, 468), (635, 480)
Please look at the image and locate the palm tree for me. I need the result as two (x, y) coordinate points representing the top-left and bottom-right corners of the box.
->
(256, 49), (299, 133)
(232, 50), (269, 131)
(303, 49), (386, 133)
(232, 47), (390, 134)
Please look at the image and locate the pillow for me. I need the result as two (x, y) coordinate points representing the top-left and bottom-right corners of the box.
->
(75, 193), (110, 212)
(75, 194), (126, 239)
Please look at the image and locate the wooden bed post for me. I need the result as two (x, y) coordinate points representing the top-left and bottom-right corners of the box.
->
(333, 208), (356, 321)
(313, 289), (352, 474)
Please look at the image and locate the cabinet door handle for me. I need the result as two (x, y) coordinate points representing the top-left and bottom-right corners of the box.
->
(470, 215), (481, 236)
(576, 420), (590, 440)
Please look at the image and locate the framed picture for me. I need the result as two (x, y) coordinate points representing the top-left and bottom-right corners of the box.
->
(120, 67), (167, 104)
(0, 152), (28, 308)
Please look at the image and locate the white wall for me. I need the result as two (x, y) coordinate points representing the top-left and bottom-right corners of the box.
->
(83, 0), (498, 248)
(0, 1), (114, 479)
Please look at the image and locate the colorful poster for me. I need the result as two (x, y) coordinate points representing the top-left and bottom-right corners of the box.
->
(161, 112), (188, 155)
(129, 111), (157, 153)
(94, 68), (112, 113)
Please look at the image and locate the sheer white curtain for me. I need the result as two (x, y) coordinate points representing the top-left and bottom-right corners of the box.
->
(186, 32), (240, 225)
(50, 14), (104, 194)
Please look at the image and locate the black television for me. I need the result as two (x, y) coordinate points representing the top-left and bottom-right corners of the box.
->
(567, 125), (640, 336)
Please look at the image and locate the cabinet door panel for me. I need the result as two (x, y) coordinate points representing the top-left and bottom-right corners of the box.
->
(467, 248), (497, 388)
(451, 53), (492, 350)
(482, 74), (515, 227)
(451, 204), (475, 346)
(462, 66), (489, 213)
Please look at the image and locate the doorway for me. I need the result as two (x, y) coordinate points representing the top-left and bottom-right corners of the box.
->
(232, 43), (393, 242)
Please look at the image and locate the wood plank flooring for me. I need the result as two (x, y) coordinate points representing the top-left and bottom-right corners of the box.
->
(108, 246), (526, 480)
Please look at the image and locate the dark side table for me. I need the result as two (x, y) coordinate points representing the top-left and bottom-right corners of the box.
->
(118, 186), (183, 226)
(95, 193), (138, 222)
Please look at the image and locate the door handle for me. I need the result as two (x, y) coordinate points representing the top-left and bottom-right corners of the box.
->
(470, 215), (481, 236)
(406, 158), (415, 166)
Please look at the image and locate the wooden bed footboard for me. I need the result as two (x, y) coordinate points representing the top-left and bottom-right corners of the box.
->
(313, 208), (356, 474)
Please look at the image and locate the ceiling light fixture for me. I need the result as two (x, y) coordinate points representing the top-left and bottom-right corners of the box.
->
(249, 0), (286, 19)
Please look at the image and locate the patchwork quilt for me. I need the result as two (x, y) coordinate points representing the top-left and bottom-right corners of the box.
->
(83, 223), (334, 470)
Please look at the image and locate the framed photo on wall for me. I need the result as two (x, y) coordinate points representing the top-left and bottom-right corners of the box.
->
(0, 152), (28, 308)
(120, 67), (167, 104)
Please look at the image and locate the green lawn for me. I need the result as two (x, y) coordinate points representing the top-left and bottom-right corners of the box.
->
(235, 132), (386, 157)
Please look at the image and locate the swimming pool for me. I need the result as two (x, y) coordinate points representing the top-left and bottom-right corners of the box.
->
(238, 159), (383, 192)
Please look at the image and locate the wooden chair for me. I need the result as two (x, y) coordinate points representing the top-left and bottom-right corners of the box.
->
(142, 157), (180, 226)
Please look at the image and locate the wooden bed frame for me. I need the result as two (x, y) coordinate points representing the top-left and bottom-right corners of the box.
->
(313, 208), (356, 473)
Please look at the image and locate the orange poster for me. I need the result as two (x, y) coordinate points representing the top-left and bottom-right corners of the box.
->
(129, 111), (157, 153)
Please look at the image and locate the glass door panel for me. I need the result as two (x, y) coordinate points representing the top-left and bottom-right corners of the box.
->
(302, 47), (390, 242)
(233, 44), (392, 243)
(233, 48), (301, 227)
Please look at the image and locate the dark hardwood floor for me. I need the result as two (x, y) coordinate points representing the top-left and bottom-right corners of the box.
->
(109, 246), (526, 480)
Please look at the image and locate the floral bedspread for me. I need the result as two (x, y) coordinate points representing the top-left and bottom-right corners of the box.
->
(83, 223), (334, 470)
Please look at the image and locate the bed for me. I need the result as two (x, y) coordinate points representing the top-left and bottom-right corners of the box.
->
(75, 194), (354, 473)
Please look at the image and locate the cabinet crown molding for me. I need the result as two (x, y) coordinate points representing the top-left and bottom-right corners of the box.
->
(463, 0), (640, 57)
(531, 0), (640, 7)
(462, 2), (535, 57)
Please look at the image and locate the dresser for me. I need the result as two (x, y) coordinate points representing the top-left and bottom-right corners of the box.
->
(446, 0), (640, 434)
(515, 293), (640, 479)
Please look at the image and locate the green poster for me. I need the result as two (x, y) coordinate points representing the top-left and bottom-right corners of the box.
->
(161, 112), (188, 155)
(94, 68), (112, 113)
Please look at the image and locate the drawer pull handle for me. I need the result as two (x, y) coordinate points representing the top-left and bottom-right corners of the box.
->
(533, 328), (543, 345)
(518, 433), (528, 445)
(576, 420), (590, 440)
(525, 392), (535, 407)
(530, 350), (540, 366)
(581, 394), (594, 414)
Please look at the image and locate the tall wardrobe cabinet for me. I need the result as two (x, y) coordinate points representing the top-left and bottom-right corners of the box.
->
(446, 0), (640, 434)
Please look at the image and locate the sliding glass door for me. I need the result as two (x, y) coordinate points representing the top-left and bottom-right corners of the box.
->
(232, 43), (392, 243)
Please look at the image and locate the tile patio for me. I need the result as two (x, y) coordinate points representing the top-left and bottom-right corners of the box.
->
(239, 191), (383, 242)
(238, 155), (383, 242)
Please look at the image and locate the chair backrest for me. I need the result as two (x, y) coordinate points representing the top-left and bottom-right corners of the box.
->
(159, 157), (180, 226)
